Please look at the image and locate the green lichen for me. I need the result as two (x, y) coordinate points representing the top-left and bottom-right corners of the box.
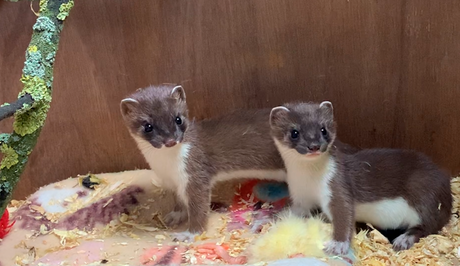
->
(0, 134), (9, 144)
(0, 145), (19, 170)
(23, 50), (46, 79)
(57, 1), (74, 21)
(33, 17), (56, 43)
(0, 182), (12, 194)
(39, 0), (49, 13)
(0, 103), (10, 107)
(14, 103), (32, 116)
(18, 75), (49, 101)
(46, 78), (54, 88)
(46, 51), (56, 63)
(43, 50), (57, 70)
(13, 76), (51, 136)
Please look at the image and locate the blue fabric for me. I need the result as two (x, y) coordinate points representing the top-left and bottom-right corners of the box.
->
(253, 182), (289, 202)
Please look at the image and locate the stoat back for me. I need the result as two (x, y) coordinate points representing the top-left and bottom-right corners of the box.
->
(194, 109), (286, 172)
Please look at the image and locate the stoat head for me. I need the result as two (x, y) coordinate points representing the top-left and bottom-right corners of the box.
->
(269, 101), (337, 159)
(120, 84), (189, 149)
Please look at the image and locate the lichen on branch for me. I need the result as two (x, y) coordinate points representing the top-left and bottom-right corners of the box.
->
(0, 0), (75, 218)
(13, 76), (51, 136)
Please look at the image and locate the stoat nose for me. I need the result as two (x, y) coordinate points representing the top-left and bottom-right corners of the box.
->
(307, 145), (320, 152)
(164, 139), (177, 148)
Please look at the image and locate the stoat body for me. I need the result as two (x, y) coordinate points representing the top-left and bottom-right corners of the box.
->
(120, 84), (287, 237)
(269, 101), (452, 255)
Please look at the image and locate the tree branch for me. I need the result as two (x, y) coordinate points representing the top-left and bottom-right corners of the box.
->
(0, 0), (75, 218)
(0, 94), (34, 122)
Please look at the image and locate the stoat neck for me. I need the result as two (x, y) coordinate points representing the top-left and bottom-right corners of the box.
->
(131, 134), (189, 190)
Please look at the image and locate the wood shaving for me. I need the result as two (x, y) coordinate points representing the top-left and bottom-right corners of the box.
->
(51, 228), (88, 248)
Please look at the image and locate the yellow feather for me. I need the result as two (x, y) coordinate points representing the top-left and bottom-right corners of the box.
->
(248, 211), (332, 263)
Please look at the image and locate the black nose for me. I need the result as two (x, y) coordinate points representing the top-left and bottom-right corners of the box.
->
(307, 145), (320, 152)
(164, 139), (177, 147)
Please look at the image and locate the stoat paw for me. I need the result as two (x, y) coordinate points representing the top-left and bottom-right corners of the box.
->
(393, 233), (416, 251)
(164, 210), (187, 228)
(170, 231), (199, 243)
(290, 205), (311, 218)
(323, 240), (350, 256)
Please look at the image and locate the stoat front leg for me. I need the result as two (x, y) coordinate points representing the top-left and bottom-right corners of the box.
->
(323, 181), (355, 256)
(170, 172), (212, 243)
(164, 196), (188, 228)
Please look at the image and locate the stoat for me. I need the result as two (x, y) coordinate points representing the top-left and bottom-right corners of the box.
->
(120, 84), (288, 240)
(269, 101), (452, 255)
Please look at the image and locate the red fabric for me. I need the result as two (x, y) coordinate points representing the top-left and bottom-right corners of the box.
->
(230, 180), (287, 211)
(0, 209), (14, 239)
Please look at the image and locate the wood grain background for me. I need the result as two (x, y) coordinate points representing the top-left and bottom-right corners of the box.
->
(1, 0), (459, 199)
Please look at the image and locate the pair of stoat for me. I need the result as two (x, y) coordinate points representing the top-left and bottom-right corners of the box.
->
(120, 84), (452, 255)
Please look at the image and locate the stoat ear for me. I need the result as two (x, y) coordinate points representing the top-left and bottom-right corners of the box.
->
(171, 85), (186, 102)
(269, 106), (290, 127)
(120, 98), (139, 116)
(319, 101), (333, 118)
(319, 101), (333, 110)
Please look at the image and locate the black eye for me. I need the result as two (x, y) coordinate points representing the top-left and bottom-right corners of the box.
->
(321, 127), (328, 136)
(144, 123), (153, 133)
(291, 129), (299, 139)
(175, 116), (183, 125)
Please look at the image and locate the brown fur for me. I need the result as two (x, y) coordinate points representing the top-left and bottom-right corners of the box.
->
(270, 101), (453, 254)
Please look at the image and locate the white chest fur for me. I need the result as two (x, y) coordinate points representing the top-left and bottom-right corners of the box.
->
(132, 135), (190, 198)
(274, 140), (337, 217)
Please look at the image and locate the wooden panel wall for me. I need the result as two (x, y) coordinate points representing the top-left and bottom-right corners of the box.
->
(1, 0), (459, 199)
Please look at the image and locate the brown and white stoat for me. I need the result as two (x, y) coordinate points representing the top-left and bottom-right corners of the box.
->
(269, 101), (453, 255)
(120, 84), (289, 240)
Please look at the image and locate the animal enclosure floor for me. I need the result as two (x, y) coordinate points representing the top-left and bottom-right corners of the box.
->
(0, 170), (458, 266)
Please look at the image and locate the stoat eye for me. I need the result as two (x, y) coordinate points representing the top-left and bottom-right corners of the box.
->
(175, 116), (183, 125)
(144, 123), (153, 132)
(290, 129), (299, 140)
(320, 127), (328, 136)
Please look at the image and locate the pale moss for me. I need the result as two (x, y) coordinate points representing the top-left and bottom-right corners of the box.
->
(0, 145), (19, 170)
(23, 50), (45, 79)
(13, 76), (51, 136)
(57, 1), (74, 21)
(0, 103), (10, 107)
(33, 17), (56, 43)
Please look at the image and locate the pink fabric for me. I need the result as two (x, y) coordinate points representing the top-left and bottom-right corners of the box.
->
(34, 241), (104, 265)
